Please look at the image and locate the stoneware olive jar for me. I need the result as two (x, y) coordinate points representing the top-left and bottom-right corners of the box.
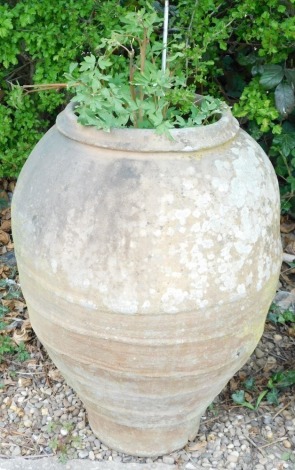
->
(12, 102), (282, 457)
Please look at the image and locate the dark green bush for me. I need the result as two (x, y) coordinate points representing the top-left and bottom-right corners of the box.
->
(0, 0), (125, 177)
(1, 0), (294, 206)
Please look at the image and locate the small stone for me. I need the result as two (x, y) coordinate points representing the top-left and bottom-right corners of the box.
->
(283, 440), (291, 448)
(274, 334), (282, 342)
(94, 439), (101, 448)
(255, 348), (264, 358)
(257, 358), (266, 367)
(185, 464), (198, 470)
(60, 428), (68, 436)
(227, 452), (239, 463)
(78, 450), (89, 459)
(267, 356), (277, 365)
(89, 451), (95, 460)
(23, 419), (32, 427)
(77, 421), (86, 430)
(263, 415), (272, 425)
(163, 456), (175, 465)
(11, 446), (21, 456)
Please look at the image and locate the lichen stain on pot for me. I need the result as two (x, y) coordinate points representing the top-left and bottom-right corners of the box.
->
(11, 103), (282, 457)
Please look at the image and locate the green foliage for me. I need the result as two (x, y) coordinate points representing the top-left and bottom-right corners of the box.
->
(232, 370), (295, 409)
(47, 420), (83, 462)
(65, 7), (222, 134)
(232, 389), (268, 410)
(16, 341), (30, 362)
(0, 0), (125, 177)
(269, 124), (295, 211)
(233, 78), (281, 133)
(0, 335), (17, 362)
(255, 64), (295, 117)
(268, 304), (295, 324)
(0, 335), (29, 363)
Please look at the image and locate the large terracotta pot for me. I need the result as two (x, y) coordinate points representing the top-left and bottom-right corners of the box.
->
(12, 103), (282, 456)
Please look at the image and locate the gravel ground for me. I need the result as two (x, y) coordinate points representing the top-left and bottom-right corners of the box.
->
(1, 180), (295, 469)
(1, 322), (294, 469)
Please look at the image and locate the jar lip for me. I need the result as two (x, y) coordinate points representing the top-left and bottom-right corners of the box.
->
(56, 101), (240, 152)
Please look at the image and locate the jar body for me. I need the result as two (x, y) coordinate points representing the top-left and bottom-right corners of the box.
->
(12, 104), (282, 456)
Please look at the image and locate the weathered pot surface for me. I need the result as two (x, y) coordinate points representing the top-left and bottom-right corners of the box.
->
(12, 103), (282, 456)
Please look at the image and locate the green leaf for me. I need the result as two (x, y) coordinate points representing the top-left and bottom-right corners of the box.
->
(244, 377), (255, 391)
(266, 388), (279, 405)
(285, 69), (295, 88)
(97, 56), (113, 70)
(259, 65), (284, 89)
(232, 390), (245, 404)
(0, 198), (9, 210)
(252, 65), (264, 76)
(281, 452), (292, 461)
(0, 280), (8, 288)
(237, 53), (257, 66)
(68, 62), (78, 74)
(282, 310), (295, 322)
(0, 305), (9, 317)
(275, 82), (295, 116)
(255, 390), (268, 408)
(273, 132), (295, 157)
(269, 371), (295, 388)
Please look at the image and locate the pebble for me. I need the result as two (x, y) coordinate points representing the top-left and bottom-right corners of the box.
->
(11, 446), (21, 456)
(283, 440), (291, 448)
(163, 456), (175, 465)
(88, 451), (95, 460)
(78, 450), (89, 459)
(274, 334), (282, 342)
(23, 419), (32, 428)
(255, 348), (264, 358)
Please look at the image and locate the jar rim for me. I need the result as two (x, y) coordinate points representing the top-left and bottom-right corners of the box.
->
(56, 102), (240, 152)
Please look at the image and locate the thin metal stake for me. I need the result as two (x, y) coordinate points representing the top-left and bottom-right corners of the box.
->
(162, 0), (169, 73)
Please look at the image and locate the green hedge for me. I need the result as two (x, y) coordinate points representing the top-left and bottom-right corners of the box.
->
(1, 0), (294, 206)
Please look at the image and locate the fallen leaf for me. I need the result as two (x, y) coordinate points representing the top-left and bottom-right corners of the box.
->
(2, 299), (15, 309)
(187, 441), (207, 452)
(18, 377), (32, 387)
(8, 181), (16, 192)
(14, 300), (26, 312)
(229, 378), (239, 391)
(48, 368), (63, 382)
(0, 230), (10, 245)
(12, 319), (32, 344)
(285, 240), (295, 255)
(0, 220), (11, 232)
(281, 221), (295, 233)
(1, 207), (11, 219)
